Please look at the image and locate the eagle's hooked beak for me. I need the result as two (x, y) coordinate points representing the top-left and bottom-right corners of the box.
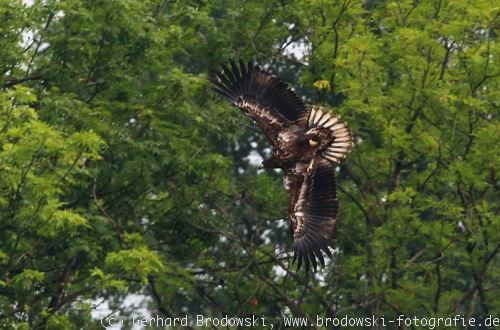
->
(309, 139), (319, 146)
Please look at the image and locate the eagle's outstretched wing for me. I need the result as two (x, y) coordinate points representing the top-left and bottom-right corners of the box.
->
(286, 159), (338, 272)
(210, 60), (308, 146)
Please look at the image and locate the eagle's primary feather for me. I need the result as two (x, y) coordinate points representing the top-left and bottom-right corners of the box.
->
(210, 60), (307, 147)
(210, 60), (353, 272)
(288, 159), (337, 271)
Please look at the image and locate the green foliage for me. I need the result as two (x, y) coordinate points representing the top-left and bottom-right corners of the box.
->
(0, 0), (499, 327)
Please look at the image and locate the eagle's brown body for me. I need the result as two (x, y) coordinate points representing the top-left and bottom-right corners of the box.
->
(210, 60), (353, 271)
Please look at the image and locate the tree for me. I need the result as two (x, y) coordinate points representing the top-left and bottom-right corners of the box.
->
(0, 0), (498, 328)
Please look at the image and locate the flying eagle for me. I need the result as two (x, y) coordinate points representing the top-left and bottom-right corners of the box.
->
(210, 60), (353, 272)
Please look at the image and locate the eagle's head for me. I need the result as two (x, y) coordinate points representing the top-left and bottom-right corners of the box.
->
(304, 127), (330, 150)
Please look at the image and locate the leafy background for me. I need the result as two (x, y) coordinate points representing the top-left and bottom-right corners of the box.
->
(0, 0), (499, 328)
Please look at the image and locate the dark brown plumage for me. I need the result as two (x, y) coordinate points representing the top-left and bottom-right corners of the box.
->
(210, 60), (353, 272)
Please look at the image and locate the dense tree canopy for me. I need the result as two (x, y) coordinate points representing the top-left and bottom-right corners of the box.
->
(0, 0), (499, 328)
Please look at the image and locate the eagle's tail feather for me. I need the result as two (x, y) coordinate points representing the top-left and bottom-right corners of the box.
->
(307, 106), (354, 164)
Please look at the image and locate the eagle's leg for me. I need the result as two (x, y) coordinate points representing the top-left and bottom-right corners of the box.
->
(306, 158), (315, 174)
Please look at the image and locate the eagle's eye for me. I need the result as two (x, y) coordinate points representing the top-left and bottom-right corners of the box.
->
(309, 139), (319, 146)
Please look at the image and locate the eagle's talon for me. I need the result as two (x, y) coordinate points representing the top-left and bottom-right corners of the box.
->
(306, 159), (315, 174)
